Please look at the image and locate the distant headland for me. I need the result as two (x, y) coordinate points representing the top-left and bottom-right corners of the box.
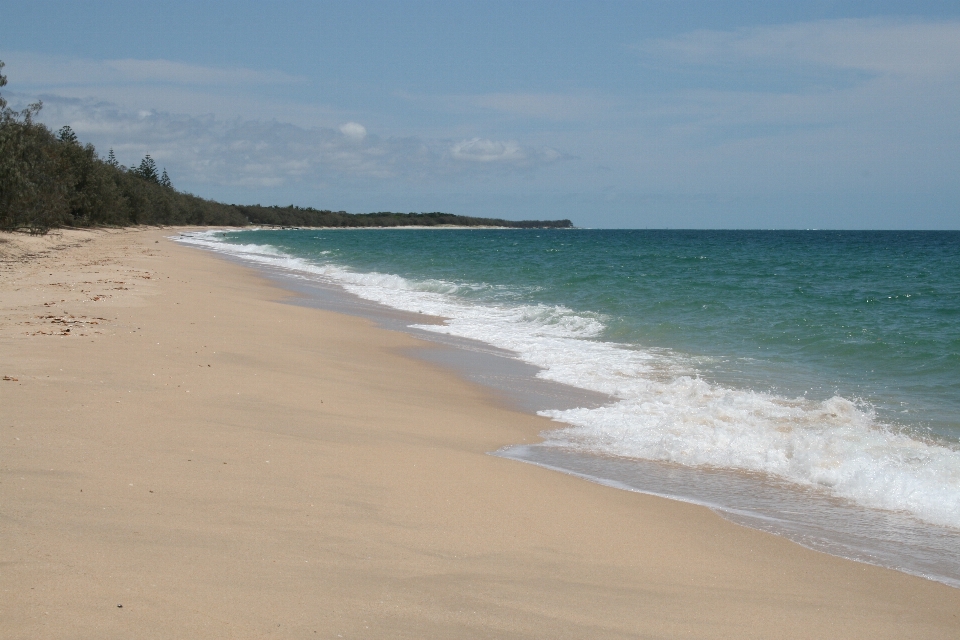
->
(230, 209), (573, 229)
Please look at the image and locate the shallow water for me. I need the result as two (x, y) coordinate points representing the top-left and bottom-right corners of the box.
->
(176, 228), (960, 587)
(496, 444), (960, 588)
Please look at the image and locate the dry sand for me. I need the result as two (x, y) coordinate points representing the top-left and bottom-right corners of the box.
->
(1, 227), (958, 639)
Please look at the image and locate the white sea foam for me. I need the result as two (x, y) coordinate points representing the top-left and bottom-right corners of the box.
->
(176, 230), (960, 529)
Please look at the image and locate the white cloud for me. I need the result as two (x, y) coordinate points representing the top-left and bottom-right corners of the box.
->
(450, 138), (523, 162)
(449, 138), (565, 169)
(338, 121), (367, 140)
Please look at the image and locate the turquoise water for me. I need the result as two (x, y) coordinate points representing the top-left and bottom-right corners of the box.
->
(179, 228), (960, 584)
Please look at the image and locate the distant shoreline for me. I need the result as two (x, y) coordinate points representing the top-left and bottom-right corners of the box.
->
(240, 224), (577, 230)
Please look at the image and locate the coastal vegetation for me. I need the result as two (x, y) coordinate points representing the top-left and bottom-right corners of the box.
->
(0, 61), (571, 234)
(228, 208), (573, 229)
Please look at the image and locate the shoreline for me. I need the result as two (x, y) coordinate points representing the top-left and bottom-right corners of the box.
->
(2, 227), (959, 638)
(215, 224), (575, 230)
(180, 226), (960, 589)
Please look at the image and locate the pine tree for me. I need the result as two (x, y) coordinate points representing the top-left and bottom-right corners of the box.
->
(57, 125), (79, 145)
(106, 148), (119, 167)
(160, 168), (172, 189)
(136, 154), (159, 182)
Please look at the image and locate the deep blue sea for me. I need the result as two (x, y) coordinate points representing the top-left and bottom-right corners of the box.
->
(179, 228), (960, 586)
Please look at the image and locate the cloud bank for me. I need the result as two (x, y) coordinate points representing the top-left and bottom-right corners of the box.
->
(643, 18), (960, 79)
(5, 52), (305, 87)
(26, 95), (564, 191)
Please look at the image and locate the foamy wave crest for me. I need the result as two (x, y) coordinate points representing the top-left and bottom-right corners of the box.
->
(541, 385), (960, 529)
(175, 230), (379, 283)
(176, 230), (960, 529)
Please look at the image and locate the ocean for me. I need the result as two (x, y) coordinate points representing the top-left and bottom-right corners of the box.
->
(177, 228), (960, 587)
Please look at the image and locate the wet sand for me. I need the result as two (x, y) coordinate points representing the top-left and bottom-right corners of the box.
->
(1, 227), (958, 639)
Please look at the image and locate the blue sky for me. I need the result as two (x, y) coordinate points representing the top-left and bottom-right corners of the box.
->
(3, 1), (959, 228)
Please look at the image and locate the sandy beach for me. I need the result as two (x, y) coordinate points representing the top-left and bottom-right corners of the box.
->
(1, 228), (958, 639)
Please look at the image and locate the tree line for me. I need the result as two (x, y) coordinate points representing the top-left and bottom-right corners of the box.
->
(228, 207), (573, 228)
(0, 61), (571, 233)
